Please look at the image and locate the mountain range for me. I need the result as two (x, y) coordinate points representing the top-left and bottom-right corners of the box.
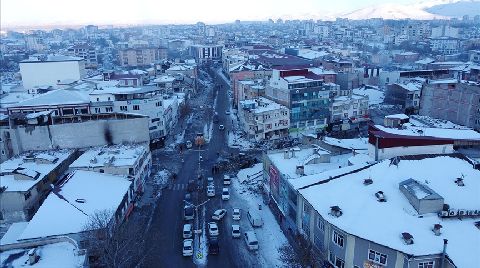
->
(340, 0), (480, 20)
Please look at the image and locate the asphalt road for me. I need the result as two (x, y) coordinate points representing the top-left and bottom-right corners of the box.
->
(141, 66), (257, 268)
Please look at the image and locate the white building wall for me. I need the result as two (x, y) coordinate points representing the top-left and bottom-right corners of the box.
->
(368, 143), (454, 161)
(20, 60), (85, 89)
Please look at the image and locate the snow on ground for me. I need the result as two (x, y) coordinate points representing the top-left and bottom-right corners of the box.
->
(409, 115), (470, 129)
(233, 164), (290, 268)
(194, 206), (208, 267)
(228, 130), (255, 149)
(153, 169), (170, 191)
(0, 241), (85, 267)
(353, 87), (385, 105)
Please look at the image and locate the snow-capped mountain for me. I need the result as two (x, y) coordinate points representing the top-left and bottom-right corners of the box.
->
(340, 3), (446, 20)
(425, 0), (480, 17)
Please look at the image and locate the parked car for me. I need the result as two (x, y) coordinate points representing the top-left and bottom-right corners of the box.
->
(207, 177), (214, 185)
(208, 222), (219, 236)
(221, 188), (230, 201)
(184, 193), (192, 204)
(223, 175), (231, 185)
(207, 185), (215, 197)
(247, 210), (263, 227)
(212, 209), (227, 220)
(232, 224), (241, 238)
(184, 206), (194, 221)
(187, 180), (196, 192)
(209, 237), (219, 254)
(232, 208), (241, 220)
(183, 223), (192, 238)
(219, 124), (225, 130)
(183, 239), (193, 256)
(185, 140), (193, 149)
(244, 231), (259, 251)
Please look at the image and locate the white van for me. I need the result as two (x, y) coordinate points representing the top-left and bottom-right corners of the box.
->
(183, 223), (192, 238)
(244, 231), (259, 250)
(247, 210), (263, 227)
(223, 175), (231, 185)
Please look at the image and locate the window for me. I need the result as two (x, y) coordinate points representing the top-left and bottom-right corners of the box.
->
(133, 105), (140, 110)
(333, 230), (344, 247)
(105, 107), (113, 112)
(99, 169), (104, 173)
(95, 108), (101, 113)
(156, 102), (161, 107)
(317, 216), (325, 232)
(335, 257), (345, 268)
(368, 249), (387, 265)
(419, 261), (434, 268)
(120, 106), (128, 111)
(329, 251), (335, 263)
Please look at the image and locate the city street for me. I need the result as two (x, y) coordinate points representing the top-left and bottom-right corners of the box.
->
(140, 66), (263, 268)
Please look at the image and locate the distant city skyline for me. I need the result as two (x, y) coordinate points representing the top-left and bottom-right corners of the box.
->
(2, 0), (420, 29)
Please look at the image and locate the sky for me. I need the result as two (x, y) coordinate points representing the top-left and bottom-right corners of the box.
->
(1, 0), (427, 28)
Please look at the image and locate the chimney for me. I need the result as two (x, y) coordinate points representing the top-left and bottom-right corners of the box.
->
(296, 165), (305, 176)
(28, 248), (38, 265)
(455, 177), (464, 186)
(330, 206), (342, 217)
(284, 150), (290, 159)
(433, 224), (442, 236)
(375, 191), (386, 202)
(401, 232), (414, 245)
(291, 149), (295, 158)
(363, 178), (373, 185)
(440, 239), (448, 268)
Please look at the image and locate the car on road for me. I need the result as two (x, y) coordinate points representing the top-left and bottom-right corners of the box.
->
(184, 193), (192, 204)
(208, 222), (219, 236)
(244, 231), (259, 251)
(183, 224), (192, 238)
(209, 237), (219, 255)
(185, 140), (192, 149)
(219, 124), (225, 130)
(184, 206), (194, 221)
(221, 188), (230, 201)
(223, 174), (231, 185)
(207, 177), (214, 185)
(183, 239), (193, 256)
(232, 224), (241, 238)
(207, 185), (215, 197)
(232, 208), (241, 220)
(212, 209), (227, 220)
(187, 180), (196, 192)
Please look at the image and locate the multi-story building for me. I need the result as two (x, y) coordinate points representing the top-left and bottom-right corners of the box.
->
(420, 79), (480, 130)
(330, 94), (369, 124)
(296, 154), (479, 268)
(236, 79), (265, 107)
(238, 97), (289, 141)
(266, 67), (334, 131)
(118, 47), (167, 67)
(190, 44), (223, 64)
(385, 80), (422, 113)
(0, 150), (78, 222)
(430, 37), (460, 55)
(69, 144), (151, 198)
(19, 55), (86, 89)
(67, 44), (98, 68)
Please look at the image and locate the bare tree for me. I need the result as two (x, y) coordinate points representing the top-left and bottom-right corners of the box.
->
(82, 209), (149, 268)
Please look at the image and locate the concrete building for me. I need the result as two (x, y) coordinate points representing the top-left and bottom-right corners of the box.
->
(1, 112), (150, 160)
(238, 97), (290, 141)
(67, 44), (97, 68)
(236, 79), (265, 107)
(266, 67), (334, 131)
(19, 55), (86, 89)
(0, 150), (78, 223)
(69, 144), (151, 200)
(385, 80), (422, 113)
(118, 47), (167, 67)
(330, 94), (369, 124)
(430, 37), (460, 55)
(296, 154), (479, 268)
(190, 44), (223, 64)
(419, 79), (480, 131)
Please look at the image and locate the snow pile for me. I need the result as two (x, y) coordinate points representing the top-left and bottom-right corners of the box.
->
(409, 115), (470, 129)
(153, 169), (170, 191)
(233, 164), (289, 267)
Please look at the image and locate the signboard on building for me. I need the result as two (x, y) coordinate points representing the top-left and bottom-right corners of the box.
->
(439, 209), (480, 218)
(269, 165), (280, 197)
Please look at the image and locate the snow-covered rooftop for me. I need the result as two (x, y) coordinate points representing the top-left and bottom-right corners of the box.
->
(323, 137), (369, 150)
(374, 124), (480, 141)
(0, 150), (74, 192)
(385, 113), (409, 120)
(10, 90), (89, 108)
(18, 170), (131, 240)
(352, 87), (384, 105)
(299, 156), (480, 268)
(70, 144), (148, 169)
(240, 97), (286, 114)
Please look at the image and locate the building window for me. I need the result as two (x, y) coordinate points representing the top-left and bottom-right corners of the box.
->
(133, 105), (140, 110)
(120, 106), (128, 111)
(419, 261), (434, 268)
(329, 251), (335, 264)
(99, 169), (104, 173)
(156, 102), (161, 107)
(368, 249), (387, 265)
(317, 217), (325, 232)
(105, 107), (113, 113)
(95, 108), (101, 113)
(333, 230), (344, 247)
(335, 257), (345, 268)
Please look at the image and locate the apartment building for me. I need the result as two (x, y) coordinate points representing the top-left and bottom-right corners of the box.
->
(330, 94), (369, 124)
(385, 80), (422, 113)
(419, 79), (480, 131)
(190, 44), (223, 64)
(266, 67), (334, 131)
(238, 97), (289, 141)
(67, 44), (97, 67)
(118, 47), (167, 67)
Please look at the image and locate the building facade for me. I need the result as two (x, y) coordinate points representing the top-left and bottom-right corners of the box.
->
(118, 47), (167, 67)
